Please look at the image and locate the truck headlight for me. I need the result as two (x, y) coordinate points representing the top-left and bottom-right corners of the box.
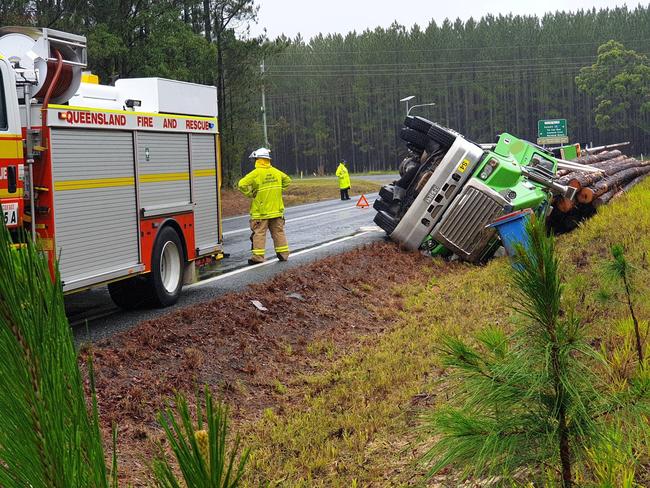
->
(479, 158), (499, 180)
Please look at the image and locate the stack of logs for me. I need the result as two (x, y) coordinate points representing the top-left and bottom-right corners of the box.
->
(554, 149), (650, 213)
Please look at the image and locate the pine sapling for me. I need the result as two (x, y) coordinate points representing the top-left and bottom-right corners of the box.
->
(152, 386), (250, 487)
(423, 218), (603, 487)
(605, 244), (645, 368)
(0, 225), (114, 487)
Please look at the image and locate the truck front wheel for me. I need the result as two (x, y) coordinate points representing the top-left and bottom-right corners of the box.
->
(148, 226), (185, 307)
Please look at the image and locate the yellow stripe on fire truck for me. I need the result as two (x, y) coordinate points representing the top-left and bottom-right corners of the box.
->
(140, 172), (189, 183)
(54, 171), (216, 191)
(193, 169), (217, 177)
(0, 189), (24, 198)
(54, 177), (135, 191)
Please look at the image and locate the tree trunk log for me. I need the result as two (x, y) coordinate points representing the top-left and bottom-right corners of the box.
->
(594, 174), (650, 207)
(573, 149), (622, 165)
(578, 165), (650, 204)
(568, 158), (641, 190)
(556, 156), (628, 185)
(555, 197), (575, 213)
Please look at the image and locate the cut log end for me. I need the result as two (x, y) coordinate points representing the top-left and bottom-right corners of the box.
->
(556, 197), (575, 213)
(578, 188), (595, 204)
(568, 179), (582, 190)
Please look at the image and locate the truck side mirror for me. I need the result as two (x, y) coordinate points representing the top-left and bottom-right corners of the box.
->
(7, 166), (17, 194)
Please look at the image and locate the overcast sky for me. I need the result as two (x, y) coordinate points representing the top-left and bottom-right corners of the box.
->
(249, 0), (643, 41)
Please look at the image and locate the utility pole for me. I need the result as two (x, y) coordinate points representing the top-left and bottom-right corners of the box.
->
(260, 59), (269, 147)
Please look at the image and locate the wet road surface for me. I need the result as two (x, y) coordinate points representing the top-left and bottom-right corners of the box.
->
(69, 175), (397, 342)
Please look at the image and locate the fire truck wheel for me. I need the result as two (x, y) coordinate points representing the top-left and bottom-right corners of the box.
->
(108, 277), (151, 310)
(149, 226), (185, 307)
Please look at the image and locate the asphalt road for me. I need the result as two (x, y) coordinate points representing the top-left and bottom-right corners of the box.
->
(69, 174), (397, 342)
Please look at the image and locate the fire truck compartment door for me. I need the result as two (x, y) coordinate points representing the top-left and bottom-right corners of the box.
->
(190, 134), (220, 254)
(137, 132), (191, 209)
(51, 129), (141, 291)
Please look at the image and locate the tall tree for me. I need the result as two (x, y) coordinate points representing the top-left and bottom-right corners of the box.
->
(576, 40), (650, 134)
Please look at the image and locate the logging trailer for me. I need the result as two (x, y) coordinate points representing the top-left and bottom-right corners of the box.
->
(0, 27), (222, 308)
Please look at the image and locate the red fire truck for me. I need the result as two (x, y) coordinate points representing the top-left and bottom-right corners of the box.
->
(0, 27), (222, 308)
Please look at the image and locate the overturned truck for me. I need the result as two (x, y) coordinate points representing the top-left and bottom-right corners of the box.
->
(374, 117), (577, 262)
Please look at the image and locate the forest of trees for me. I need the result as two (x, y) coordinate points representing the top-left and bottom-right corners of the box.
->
(1, 3), (649, 180)
(264, 6), (650, 175)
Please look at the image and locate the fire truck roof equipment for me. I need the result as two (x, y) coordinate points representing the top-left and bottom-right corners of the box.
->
(0, 26), (87, 104)
(69, 77), (218, 117)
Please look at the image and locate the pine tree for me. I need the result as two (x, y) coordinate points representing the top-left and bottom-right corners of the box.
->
(421, 219), (644, 486)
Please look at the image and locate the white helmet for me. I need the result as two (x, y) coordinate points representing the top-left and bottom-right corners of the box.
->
(249, 147), (271, 160)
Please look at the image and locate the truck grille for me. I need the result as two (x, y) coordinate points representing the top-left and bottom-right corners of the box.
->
(434, 184), (505, 259)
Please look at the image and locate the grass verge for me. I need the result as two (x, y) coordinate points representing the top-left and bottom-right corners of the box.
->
(221, 178), (383, 218)
(241, 179), (650, 486)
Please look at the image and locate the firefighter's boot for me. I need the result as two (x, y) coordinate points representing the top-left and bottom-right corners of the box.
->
(249, 219), (268, 265)
(269, 217), (290, 261)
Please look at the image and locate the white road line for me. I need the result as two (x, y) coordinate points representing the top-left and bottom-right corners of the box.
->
(187, 230), (375, 289)
(222, 203), (373, 237)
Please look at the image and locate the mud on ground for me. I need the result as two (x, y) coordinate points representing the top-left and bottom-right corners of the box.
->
(83, 241), (432, 486)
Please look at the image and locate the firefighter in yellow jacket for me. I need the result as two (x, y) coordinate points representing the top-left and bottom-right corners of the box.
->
(238, 148), (292, 265)
(336, 160), (351, 200)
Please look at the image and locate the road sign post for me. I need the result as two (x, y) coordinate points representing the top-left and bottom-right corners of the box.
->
(537, 119), (569, 145)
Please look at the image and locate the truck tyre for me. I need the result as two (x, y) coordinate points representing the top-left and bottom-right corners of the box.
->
(426, 124), (457, 148)
(404, 116), (457, 148)
(374, 210), (398, 235)
(404, 115), (435, 134)
(399, 127), (430, 151)
(373, 197), (391, 213)
(379, 184), (395, 202)
(148, 226), (185, 307)
(108, 277), (150, 310)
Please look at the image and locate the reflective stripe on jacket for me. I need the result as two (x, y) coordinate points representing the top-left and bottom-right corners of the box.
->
(238, 159), (291, 219)
(335, 163), (351, 189)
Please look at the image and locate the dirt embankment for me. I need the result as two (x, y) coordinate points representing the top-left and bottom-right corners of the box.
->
(85, 241), (432, 485)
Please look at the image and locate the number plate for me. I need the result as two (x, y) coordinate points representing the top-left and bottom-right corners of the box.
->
(2, 202), (19, 227)
(457, 159), (470, 173)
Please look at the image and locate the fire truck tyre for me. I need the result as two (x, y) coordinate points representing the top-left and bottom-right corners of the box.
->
(108, 277), (151, 310)
(149, 226), (185, 307)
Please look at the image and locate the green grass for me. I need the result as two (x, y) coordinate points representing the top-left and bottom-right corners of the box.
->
(221, 178), (382, 217)
(240, 179), (650, 486)
(282, 178), (381, 207)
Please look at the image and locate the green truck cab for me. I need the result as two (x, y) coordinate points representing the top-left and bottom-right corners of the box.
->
(374, 120), (575, 262)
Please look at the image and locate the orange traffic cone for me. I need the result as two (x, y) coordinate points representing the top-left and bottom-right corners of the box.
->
(356, 194), (370, 208)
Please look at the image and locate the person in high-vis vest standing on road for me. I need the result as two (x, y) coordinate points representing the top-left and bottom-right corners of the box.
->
(238, 148), (292, 265)
(336, 160), (351, 200)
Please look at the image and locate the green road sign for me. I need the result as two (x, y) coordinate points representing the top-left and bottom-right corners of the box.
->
(537, 119), (568, 145)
